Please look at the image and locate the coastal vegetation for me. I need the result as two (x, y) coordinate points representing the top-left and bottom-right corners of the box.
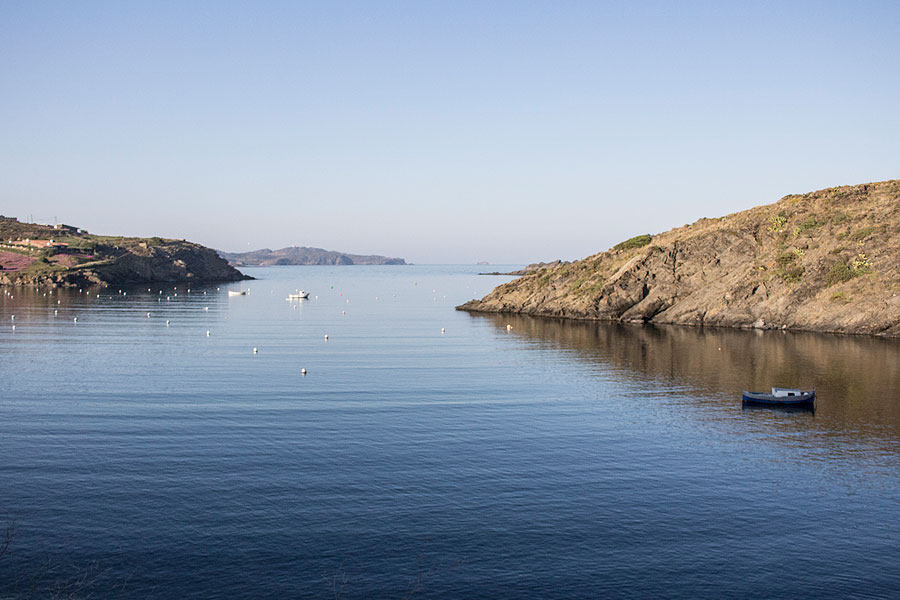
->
(458, 180), (900, 337)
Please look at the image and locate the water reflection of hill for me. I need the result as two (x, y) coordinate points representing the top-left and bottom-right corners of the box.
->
(473, 313), (900, 444)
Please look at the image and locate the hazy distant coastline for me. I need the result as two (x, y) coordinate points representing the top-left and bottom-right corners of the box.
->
(219, 246), (406, 267)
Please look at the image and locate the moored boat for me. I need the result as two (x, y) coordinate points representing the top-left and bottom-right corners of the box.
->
(287, 291), (309, 300)
(742, 387), (815, 407)
(228, 290), (247, 296)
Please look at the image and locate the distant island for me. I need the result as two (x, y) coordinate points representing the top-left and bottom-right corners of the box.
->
(0, 216), (249, 287)
(219, 246), (406, 266)
(480, 260), (570, 276)
(459, 180), (900, 337)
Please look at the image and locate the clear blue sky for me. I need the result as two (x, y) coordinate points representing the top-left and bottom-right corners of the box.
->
(2, 1), (898, 263)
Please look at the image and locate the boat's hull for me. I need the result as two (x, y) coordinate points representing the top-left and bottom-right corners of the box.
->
(742, 391), (815, 406)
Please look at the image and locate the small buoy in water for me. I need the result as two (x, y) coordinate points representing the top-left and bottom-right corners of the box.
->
(441, 328), (445, 334)
(148, 288), (151, 292)
(324, 334), (329, 340)
(174, 293), (177, 297)
(167, 296), (170, 301)
(206, 330), (210, 336)
(506, 324), (512, 331)
(217, 287), (220, 291)
(11, 325), (14, 330)
(342, 311), (346, 315)
(204, 307), (209, 311)
(73, 317), (78, 323)
(166, 320), (170, 326)
(147, 312), (151, 318)
(315, 295), (318, 300)
(253, 347), (258, 354)
(301, 368), (307, 376)
(203, 291), (207, 295)
(54, 310), (58, 315)
(57, 300), (61, 305)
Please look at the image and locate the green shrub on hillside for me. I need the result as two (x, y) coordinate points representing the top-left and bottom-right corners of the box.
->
(775, 250), (804, 283)
(849, 226), (877, 241)
(827, 261), (855, 286)
(796, 215), (820, 235)
(613, 234), (652, 252)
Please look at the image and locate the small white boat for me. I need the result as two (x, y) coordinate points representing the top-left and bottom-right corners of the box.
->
(228, 290), (247, 296)
(287, 291), (310, 300)
(742, 387), (815, 407)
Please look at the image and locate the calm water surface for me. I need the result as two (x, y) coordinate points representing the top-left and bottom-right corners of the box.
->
(1, 265), (898, 598)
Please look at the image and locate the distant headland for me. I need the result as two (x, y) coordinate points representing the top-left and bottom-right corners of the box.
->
(219, 246), (406, 266)
(459, 180), (900, 337)
(0, 217), (249, 287)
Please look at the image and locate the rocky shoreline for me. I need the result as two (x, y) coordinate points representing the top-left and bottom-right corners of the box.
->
(458, 180), (900, 338)
(0, 217), (249, 288)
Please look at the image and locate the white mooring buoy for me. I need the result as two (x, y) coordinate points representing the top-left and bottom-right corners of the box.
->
(147, 312), (151, 318)
(253, 347), (258, 354)
(206, 330), (210, 337)
(441, 328), (445, 334)
(301, 368), (307, 376)
(166, 320), (170, 326)
(324, 334), (329, 340)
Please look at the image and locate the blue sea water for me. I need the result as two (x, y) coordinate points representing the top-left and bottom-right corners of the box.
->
(1, 265), (899, 599)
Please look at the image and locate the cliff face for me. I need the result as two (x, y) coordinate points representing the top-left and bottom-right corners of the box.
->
(219, 246), (406, 266)
(459, 180), (900, 337)
(0, 218), (249, 287)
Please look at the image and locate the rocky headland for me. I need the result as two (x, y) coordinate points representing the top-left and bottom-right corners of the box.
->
(0, 217), (249, 287)
(458, 180), (900, 337)
(219, 246), (406, 266)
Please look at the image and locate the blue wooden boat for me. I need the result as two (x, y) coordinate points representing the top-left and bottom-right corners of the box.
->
(742, 387), (816, 407)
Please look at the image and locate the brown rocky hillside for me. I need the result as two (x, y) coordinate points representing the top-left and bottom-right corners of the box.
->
(458, 180), (900, 337)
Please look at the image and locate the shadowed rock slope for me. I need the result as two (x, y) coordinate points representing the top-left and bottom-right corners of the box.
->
(458, 180), (900, 337)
